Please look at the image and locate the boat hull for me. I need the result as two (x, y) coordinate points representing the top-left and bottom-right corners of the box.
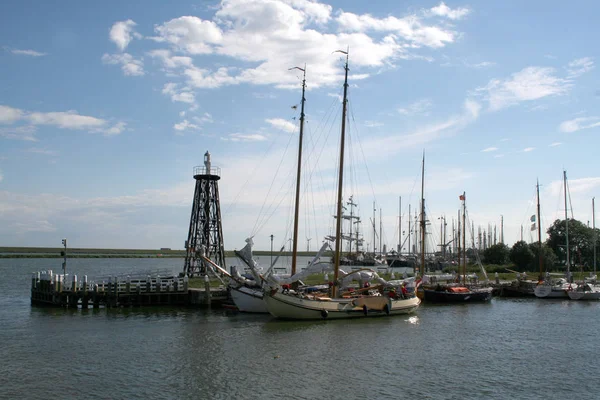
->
(534, 285), (569, 298)
(230, 285), (268, 313)
(567, 289), (600, 300)
(263, 291), (420, 320)
(422, 287), (493, 303)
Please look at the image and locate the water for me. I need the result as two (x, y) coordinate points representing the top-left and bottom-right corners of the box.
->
(1, 257), (599, 399)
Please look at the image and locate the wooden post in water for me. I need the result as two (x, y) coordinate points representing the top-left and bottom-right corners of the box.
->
(204, 275), (211, 305)
(82, 275), (89, 308)
(93, 284), (99, 308)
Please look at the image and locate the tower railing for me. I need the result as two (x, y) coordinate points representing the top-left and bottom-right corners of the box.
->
(193, 166), (221, 177)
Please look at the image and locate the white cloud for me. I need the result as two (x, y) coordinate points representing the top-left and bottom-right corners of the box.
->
(364, 120), (383, 127)
(566, 57), (594, 78)
(482, 147), (498, 152)
(0, 105), (23, 124)
(0, 126), (38, 141)
(173, 119), (199, 132)
(427, 2), (470, 20)
(153, 16), (223, 54)
(0, 170), (3, 182)
(162, 83), (196, 103)
(549, 142), (562, 147)
(355, 99), (480, 159)
(224, 133), (268, 142)
(144, 1), (466, 90)
(102, 53), (144, 76)
(477, 66), (571, 111)
(559, 116), (600, 133)
(336, 12), (455, 49)
(10, 49), (47, 57)
(398, 98), (432, 116)
(0, 105), (125, 138)
(192, 113), (213, 124)
(465, 61), (495, 68)
(102, 121), (127, 136)
(147, 49), (193, 69)
(523, 147), (535, 152)
(29, 111), (106, 129)
(109, 20), (140, 51)
(266, 118), (296, 133)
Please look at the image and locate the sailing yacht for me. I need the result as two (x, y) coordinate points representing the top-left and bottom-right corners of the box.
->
(263, 51), (420, 320)
(421, 191), (493, 302)
(207, 65), (311, 313)
(567, 197), (600, 300)
(535, 171), (576, 299)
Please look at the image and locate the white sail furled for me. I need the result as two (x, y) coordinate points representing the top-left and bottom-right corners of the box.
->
(266, 241), (331, 287)
(339, 269), (388, 289)
(234, 237), (263, 283)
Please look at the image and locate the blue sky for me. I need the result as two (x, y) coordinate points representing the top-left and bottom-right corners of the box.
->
(1, 0), (598, 252)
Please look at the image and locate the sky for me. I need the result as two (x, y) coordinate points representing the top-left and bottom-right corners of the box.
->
(1, 0), (599, 253)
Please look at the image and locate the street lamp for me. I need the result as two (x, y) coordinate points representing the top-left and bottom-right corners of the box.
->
(61, 238), (67, 277)
(270, 234), (274, 267)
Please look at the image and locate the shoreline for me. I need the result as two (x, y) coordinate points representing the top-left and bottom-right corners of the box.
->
(0, 246), (319, 259)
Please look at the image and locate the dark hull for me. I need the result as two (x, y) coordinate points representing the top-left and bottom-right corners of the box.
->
(423, 288), (493, 303)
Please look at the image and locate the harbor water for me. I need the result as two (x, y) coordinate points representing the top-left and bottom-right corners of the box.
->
(1, 257), (599, 400)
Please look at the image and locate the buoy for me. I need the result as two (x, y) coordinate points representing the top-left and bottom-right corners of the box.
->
(320, 309), (328, 319)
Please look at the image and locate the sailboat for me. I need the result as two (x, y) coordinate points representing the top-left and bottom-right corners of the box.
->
(421, 192), (493, 302)
(501, 180), (544, 297)
(263, 51), (420, 319)
(567, 197), (600, 300)
(209, 65), (311, 313)
(535, 171), (576, 298)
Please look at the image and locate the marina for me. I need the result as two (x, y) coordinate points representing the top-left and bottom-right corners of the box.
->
(3, 256), (600, 400)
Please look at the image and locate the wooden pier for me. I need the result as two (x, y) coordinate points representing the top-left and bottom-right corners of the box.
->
(30, 270), (229, 308)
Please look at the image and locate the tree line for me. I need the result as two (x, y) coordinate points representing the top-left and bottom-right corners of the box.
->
(481, 218), (599, 271)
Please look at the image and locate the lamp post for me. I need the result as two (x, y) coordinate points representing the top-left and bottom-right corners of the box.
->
(270, 234), (274, 267)
(61, 238), (67, 277)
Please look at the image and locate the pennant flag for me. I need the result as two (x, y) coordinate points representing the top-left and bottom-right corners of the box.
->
(531, 223), (536, 231)
(530, 215), (536, 222)
(459, 194), (465, 201)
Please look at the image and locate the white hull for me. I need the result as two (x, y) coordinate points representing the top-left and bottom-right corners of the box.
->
(230, 285), (268, 313)
(534, 284), (570, 298)
(567, 286), (600, 300)
(264, 290), (420, 320)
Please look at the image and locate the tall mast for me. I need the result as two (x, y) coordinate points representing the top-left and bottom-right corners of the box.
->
(373, 201), (376, 254)
(379, 208), (382, 256)
(462, 192), (466, 285)
(594, 197), (597, 277)
(332, 49), (349, 298)
(289, 65), (306, 276)
(420, 153), (425, 277)
(457, 210), (461, 279)
(536, 179), (543, 280)
(399, 196), (402, 253)
(564, 170), (570, 277)
(408, 204), (411, 256)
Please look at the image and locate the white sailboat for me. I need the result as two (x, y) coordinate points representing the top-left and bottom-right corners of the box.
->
(207, 65), (311, 313)
(263, 50), (420, 319)
(567, 197), (600, 300)
(535, 171), (576, 299)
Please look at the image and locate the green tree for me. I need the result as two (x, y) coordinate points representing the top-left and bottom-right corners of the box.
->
(546, 219), (598, 269)
(528, 242), (558, 275)
(509, 241), (534, 271)
(483, 243), (509, 265)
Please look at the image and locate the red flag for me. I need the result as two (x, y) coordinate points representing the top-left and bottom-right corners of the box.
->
(459, 194), (465, 201)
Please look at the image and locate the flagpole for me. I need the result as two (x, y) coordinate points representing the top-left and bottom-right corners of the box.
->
(537, 179), (543, 281)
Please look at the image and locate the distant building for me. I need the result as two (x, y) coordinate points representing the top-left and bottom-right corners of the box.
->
(160, 248), (171, 251)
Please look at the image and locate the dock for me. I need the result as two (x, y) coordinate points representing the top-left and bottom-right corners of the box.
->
(30, 270), (229, 308)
